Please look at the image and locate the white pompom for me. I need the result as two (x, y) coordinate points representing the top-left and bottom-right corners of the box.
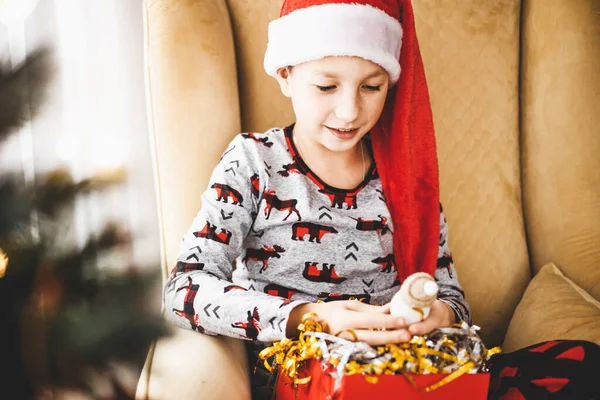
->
(423, 281), (439, 296)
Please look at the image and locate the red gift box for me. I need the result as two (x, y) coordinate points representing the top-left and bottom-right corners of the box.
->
(276, 358), (490, 400)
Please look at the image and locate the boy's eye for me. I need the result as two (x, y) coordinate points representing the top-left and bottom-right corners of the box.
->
(317, 85), (336, 92)
(364, 85), (381, 91)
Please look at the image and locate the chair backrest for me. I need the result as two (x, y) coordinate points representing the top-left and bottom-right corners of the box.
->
(519, 0), (600, 302)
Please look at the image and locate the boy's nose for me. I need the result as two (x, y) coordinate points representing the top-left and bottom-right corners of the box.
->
(334, 91), (360, 123)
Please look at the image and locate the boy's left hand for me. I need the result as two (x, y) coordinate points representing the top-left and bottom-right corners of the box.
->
(406, 300), (455, 336)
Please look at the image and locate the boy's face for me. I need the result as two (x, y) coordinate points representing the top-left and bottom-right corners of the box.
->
(276, 56), (389, 153)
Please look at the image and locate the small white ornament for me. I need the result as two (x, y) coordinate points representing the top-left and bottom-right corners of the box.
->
(389, 272), (439, 325)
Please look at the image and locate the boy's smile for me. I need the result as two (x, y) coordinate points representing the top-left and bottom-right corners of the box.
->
(325, 126), (360, 140)
(275, 56), (390, 157)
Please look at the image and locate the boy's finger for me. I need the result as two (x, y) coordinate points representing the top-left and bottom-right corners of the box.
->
(346, 300), (388, 313)
(347, 328), (412, 346)
(408, 322), (425, 336)
(378, 303), (391, 314)
(408, 317), (437, 336)
(341, 312), (404, 330)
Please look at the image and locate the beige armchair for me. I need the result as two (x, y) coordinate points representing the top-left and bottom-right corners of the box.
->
(136, 1), (600, 399)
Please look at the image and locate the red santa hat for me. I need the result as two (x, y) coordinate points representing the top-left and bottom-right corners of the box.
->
(264, 0), (440, 283)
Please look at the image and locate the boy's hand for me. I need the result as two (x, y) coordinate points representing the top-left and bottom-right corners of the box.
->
(286, 301), (411, 346)
(407, 299), (455, 336)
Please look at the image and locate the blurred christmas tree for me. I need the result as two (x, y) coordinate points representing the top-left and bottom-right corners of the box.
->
(0, 49), (168, 398)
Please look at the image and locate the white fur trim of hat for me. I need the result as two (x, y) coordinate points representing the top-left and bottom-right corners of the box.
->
(264, 3), (403, 84)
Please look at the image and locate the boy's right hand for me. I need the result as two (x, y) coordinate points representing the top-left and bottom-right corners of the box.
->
(286, 301), (410, 346)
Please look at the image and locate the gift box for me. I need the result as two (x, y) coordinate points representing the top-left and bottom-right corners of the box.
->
(276, 359), (490, 399)
(260, 317), (500, 400)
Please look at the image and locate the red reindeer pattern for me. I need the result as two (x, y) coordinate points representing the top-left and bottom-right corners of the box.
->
(349, 215), (390, 235)
(291, 222), (338, 243)
(319, 188), (358, 209)
(264, 283), (296, 299)
(224, 284), (248, 293)
(232, 307), (261, 340)
(172, 277), (205, 333)
(211, 183), (244, 206)
(303, 262), (346, 284)
(371, 254), (396, 273)
(242, 132), (274, 148)
(243, 245), (286, 273)
(262, 189), (301, 221)
(317, 292), (371, 303)
(169, 261), (204, 280)
(250, 174), (260, 199)
(437, 251), (454, 278)
(278, 162), (301, 177)
(279, 299), (293, 308)
(194, 222), (232, 245)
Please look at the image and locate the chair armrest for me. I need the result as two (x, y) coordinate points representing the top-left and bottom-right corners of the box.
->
(136, 326), (251, 400)
(144, 0), (242, 276)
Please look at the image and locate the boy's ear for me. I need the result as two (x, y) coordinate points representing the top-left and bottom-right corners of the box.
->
(275, 67), (292, 98)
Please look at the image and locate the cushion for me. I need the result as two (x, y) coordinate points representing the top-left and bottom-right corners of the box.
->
(502, 262), (600, 353)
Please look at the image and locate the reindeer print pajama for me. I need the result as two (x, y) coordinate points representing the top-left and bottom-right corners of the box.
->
(163, 125), (470, 368)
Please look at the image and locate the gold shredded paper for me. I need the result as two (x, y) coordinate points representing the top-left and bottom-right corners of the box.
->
(259, 313), (502, 393)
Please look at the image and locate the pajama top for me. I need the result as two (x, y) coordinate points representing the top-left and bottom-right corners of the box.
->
(163, 125), (471, 343)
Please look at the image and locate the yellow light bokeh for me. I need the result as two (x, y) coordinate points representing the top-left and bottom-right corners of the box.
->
(0, 248), (8, 278)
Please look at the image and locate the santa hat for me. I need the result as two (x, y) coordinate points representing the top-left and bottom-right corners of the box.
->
(264, 0), (440, 283)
